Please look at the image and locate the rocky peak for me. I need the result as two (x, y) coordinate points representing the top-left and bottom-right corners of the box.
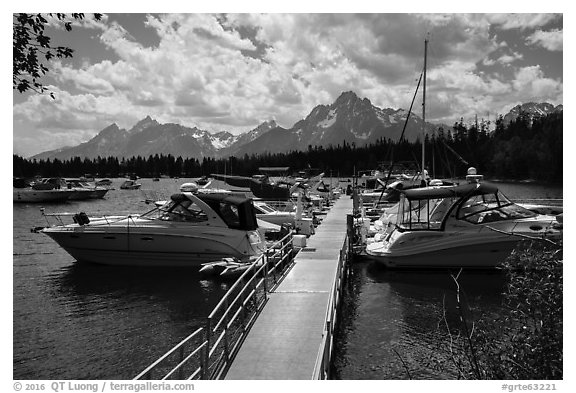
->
(128, 115), (159, 133)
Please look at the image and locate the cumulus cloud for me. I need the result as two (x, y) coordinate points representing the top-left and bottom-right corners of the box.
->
(512, 66), (562, 99)
(496, 51), (524, 65)
(526, 29), (563, 51)
(485, 14), (561, 30)
(13, 13), (563, 157)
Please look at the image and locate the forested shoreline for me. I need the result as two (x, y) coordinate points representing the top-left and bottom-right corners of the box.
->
(13, 111), (562, 183)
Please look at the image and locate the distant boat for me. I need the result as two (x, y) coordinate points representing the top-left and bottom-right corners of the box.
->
(120, 180), (142, 190)
(13, 177), (73, 203)
(65, 178), (109, 199)
(195, 176), (210, 186)
(95, 179), (112, 187)
(13, 188), (73, 203)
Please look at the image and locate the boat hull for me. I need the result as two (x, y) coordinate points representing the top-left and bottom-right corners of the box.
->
(366, 218), (562, 268)
(42, 227), (263, 267)
(68, 188), (109, 200)
(366, 239), (521, 268)
(13, 189), (73, 203)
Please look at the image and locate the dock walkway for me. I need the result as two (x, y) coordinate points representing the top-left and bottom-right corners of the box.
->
(225, 196), (353, 379)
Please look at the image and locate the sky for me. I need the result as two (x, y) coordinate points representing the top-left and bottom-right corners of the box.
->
(11, 6), (564, 158)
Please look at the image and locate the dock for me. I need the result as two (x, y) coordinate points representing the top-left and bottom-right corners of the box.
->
(224, 195), (353, 379)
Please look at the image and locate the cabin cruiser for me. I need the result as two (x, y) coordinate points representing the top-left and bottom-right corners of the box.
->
(95, 178), (113, 187)
(65, 178), (109, 199)
(13, 177), (76, 203)
(120, 179), (142, 190)
(365, 177), (562, 268)
(41, 191), (266, 267)
(13, 178), (74, 203)
(33, 177), (109, 200)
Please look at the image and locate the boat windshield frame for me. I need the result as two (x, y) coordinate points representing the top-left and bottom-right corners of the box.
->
(140, 198), (211, 223)
(140, 192), (259, 230)
(454, 189), (536, 224)
(395, 182), (537, 231)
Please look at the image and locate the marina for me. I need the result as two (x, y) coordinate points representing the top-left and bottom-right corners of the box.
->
(13, 176), (562, 379)
(12, 12), (564, 383)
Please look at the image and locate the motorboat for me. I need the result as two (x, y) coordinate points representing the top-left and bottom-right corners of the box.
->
(40, 191), (267, 267)
(195, 176), (210, 186)
(212, 167), (325, 201)
(65, 178), (109, 199)
(365, 177), (562, 268)
(13, 177), (74, 203)
(95, 178), (113, 187)
(253, 199), (315, 236)
(253, 200), (296, 227)
(33, 177), (108, 200)
(120, 180), (142, 190)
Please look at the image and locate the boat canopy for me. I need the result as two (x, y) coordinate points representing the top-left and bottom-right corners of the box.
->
(396, 182), (535, 231)
(143, 193), (258, 231)
(403, 182), (498, 201)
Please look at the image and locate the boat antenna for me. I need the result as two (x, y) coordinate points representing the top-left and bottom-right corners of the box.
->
(421, 35), (428, 186)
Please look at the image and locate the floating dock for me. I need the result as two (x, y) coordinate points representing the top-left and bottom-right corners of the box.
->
(224, 196), (353, 379)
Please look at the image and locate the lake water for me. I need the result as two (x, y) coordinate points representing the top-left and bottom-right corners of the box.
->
(12, 178), (562, 379)
(332, 181), (563, 380)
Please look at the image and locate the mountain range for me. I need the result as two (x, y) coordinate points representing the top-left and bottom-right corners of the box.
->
(502, 102), (563, 125)
(31, 92), (562, 160)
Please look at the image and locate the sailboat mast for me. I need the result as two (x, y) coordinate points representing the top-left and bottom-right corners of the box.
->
(422, 37), (428, 183)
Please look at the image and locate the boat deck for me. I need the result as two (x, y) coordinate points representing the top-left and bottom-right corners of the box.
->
(224, 196), (353, 379)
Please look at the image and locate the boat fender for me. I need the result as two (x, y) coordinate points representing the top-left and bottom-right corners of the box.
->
(73, 212), (90, 226)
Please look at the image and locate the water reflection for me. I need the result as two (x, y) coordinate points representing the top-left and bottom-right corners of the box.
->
(47, 263), (230, 321)
(333, 259), (507, 380)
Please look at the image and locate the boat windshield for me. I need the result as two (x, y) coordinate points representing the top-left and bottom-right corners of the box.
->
(397, 196), (456, 230)
(141, 199), (209, 223)
(457, 190), (536, 224)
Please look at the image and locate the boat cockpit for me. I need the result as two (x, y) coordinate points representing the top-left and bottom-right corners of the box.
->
(394, 183), (537, 231)
(140, 193), (259, 230)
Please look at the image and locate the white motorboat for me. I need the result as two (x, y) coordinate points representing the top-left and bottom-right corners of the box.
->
(13, 178), (74, 203)
(35, 177), (109, 200)
(95, 178), (113, 187)
(13, 188), (74, 203)
(365, 179), (562, 268)
(253, 199), (315, 236)
(120, 180), (142, 190)
(65, 178), (109, 199)
(41, 191), (266, 267)
(253, 200), (296, 227)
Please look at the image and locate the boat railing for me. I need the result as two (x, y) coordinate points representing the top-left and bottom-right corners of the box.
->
(39, 210), (140, 227)
(134, 231), (297, 380)
(311, 229), (351, 380)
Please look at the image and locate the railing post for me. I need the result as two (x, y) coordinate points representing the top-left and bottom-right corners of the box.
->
(325, 320), (332, 379)
(203, 318), (211, 379)
(263, 254), (269, 296)
(223, 298), (230, 362)
(200, 343), (206, 380)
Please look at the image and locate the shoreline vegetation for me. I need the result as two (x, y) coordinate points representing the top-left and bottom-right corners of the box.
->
(14, 111), (561, 184)
(437, 240), (563, 380)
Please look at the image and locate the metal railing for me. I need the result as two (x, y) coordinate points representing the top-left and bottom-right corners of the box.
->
(134, 232), (297, 380)
(311, 230), (351, 379)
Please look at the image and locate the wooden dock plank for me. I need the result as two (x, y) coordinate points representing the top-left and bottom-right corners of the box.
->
(224, 196), (353, 380)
